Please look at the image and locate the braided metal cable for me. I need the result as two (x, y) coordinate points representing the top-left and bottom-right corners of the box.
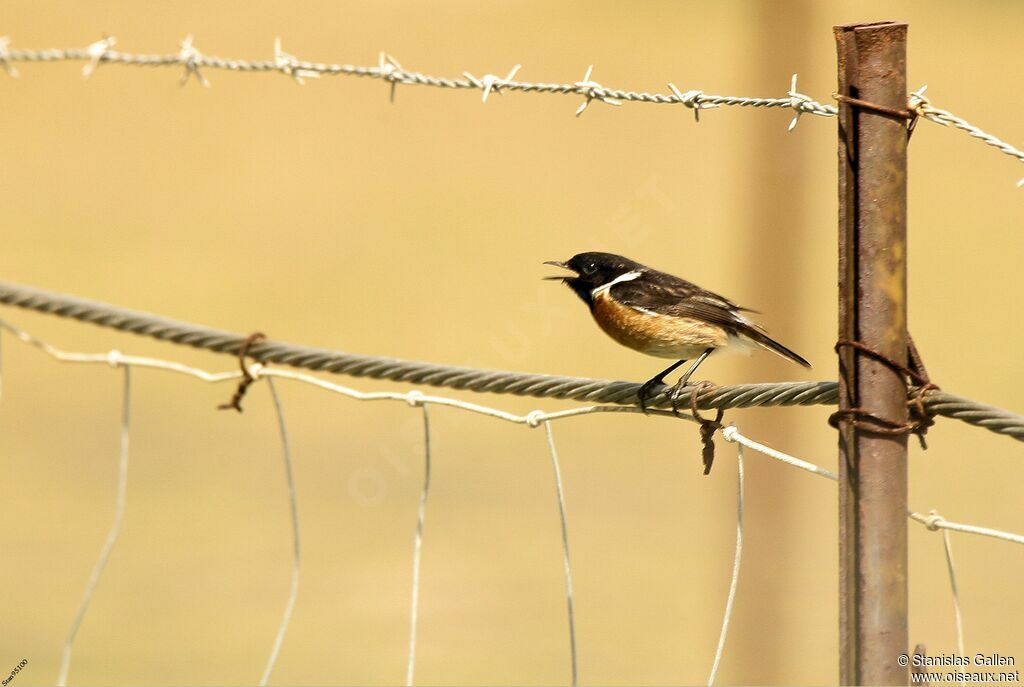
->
(0, 280), (1021, 442)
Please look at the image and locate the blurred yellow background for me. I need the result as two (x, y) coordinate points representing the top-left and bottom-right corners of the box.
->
(1, 1), (1022, 685)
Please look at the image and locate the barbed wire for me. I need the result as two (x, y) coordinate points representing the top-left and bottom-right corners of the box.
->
(0, 280), (1021, 441)
(908, 87), (1024, 187)
(0, 36), (1021, 182)
(2, 317), (1020, 686)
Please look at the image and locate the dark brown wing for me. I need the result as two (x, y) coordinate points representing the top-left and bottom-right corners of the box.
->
(610, 269), (810, 367)
(610, 269), (760, 333)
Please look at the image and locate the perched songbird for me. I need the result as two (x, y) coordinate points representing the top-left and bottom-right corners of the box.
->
(544, 252), (810, 411)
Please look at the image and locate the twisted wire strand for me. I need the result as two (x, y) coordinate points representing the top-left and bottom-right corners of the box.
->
(2, 44), (836, 118)
(913, 98), (1024, 171)
(5, 38), (1022, 178)
(0, 280), (1021, 441)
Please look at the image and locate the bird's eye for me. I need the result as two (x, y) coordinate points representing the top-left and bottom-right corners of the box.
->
(582, 261), (597, 275)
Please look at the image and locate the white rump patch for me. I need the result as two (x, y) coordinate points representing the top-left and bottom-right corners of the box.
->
(721, 333), (758, 357)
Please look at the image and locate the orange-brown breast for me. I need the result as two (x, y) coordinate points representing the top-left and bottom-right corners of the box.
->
(591, 291), (729, 359)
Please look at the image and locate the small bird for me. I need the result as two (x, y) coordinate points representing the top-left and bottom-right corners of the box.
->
(544, 252), (810, 411)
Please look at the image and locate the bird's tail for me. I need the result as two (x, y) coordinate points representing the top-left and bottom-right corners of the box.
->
(739, 327), (811, 368)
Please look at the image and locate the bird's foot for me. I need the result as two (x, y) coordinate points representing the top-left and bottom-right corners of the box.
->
(637, 377), (667, 415)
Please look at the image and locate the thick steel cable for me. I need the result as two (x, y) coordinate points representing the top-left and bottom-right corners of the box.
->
(0, 281), (1021, 442)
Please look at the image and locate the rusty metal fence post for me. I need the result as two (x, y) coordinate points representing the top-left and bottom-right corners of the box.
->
(835, 21), (910, 686)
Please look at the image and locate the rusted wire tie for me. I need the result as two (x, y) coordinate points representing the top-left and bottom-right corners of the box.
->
(690, 381), (725, 475)
(833, 92), (925, 139)
(829, 338), (940, 449)
(833, 93), (914, 121)
(217, 332), (267, 412)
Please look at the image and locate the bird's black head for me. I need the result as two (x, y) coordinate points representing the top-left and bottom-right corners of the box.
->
(543, 252), (644, 305)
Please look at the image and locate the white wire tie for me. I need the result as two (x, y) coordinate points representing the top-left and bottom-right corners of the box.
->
(178, 35), (209, 88)
(908, 84), (931, 114)
(378, 51), (409, 103)
(925, 509), (946, 532)
(82, 35), (116, 79)
(405, 390), (425, 407)
(248, 362), (264, 380)
(786, 73), (814, 131)
(667, 83), (717, 122)
(574, 65), (621, 117)
(0, 36), (18, 78)
(721, 425), (739, 443)
(274, 38), (319, 85)
(526, 410), (546, 428)
(106, 350), (123, 368)
(464, 64), (520, 103)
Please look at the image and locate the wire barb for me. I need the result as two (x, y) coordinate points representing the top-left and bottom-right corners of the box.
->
(178, 35), (209, 88)
(573, 65), (621, 117)
(667, 83), (718, 122)
(274, 37), (320, 85)
(463, 64), (520, 103)
(787, 74), (812, 131)
(0, 36), (19, 78)
(377, 51), (409, 103)
(81, 35), (116, 79)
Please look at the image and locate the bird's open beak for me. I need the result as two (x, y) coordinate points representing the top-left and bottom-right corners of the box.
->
(542, 260), (576, 280)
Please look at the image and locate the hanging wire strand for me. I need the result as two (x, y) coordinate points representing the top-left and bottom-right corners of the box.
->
(539, 419), (578, 687)
(938, 520), (966, 685)
(406, 402), (432, 687)
(707, 437), (744, 687)
(56, 365), (131, 687)
(3, 316), (1022, 551)
(259, 378), (302, 686)
(1, 318), (1021, 684)
(0, 321), (4, 403)
(0, 283), (1021, 441)
(719, 427), (1024, 547)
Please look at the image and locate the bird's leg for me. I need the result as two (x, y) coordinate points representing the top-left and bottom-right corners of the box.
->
(669, 348), (714, 414)
(638, 359), (686, 414)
